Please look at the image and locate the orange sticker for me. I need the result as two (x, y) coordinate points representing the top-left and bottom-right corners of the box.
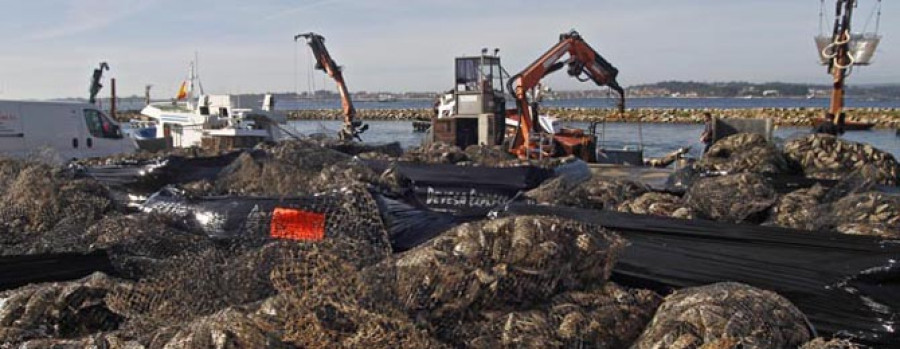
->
(270, 207), (326, 241)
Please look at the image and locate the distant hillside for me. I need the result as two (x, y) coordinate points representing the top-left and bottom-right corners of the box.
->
(625, 81), (900, 99)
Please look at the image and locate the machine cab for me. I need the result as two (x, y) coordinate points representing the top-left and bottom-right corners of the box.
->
(453, 55), (506, 115)
(431, 53), (507, 148)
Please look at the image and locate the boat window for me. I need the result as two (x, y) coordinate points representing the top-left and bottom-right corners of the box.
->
(83, 109), (123, 139)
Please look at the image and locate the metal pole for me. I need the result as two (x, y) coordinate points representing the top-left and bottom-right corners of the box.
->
(110, 78), (117, 120)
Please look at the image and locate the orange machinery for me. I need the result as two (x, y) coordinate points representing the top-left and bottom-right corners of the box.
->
(294, 32), (368, 141)
(507, 30), (625, 160)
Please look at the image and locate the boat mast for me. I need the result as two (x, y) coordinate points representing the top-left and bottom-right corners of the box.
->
(827, 0), (855, 121)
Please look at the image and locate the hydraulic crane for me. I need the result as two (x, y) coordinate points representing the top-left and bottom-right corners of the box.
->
(507, 30), (624, 160)
(294, 32), (367, 141)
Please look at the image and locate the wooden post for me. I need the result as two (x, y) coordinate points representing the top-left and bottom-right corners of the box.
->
(110, 78), (117, 120)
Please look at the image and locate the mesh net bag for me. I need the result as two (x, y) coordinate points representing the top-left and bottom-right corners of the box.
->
(783, 134), (900, 185)
(684, 173), (778, 224)
(527, 176), (649, 211)
(766, 184), (829, 231)
(0, 272), (124, 346)
(145, 307), (292, 349)
(445, 282), (662, 349)
(0, 159), (117, 256)
(316, 139), (404, 158)
(265, 240), (446, 348)
(210, 140), (353, 196)
(698, 133), (790, 175)
(364, 215), (625, 324)
(826, 192), (900, 238)
(98, 185), (393, 343)
(800, 337), (863, 349)
(398, 143), (470, 164)
(632, 282), (812, 349)
(83, 213), (217, 279)
(822, 164), (898, 203)
(617, 192), (694, 219)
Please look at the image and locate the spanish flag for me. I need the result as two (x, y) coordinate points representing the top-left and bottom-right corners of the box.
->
(175, 81), (188, 100)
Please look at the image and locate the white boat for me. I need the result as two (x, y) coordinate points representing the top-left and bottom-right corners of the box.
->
(138, 62), (287, 149)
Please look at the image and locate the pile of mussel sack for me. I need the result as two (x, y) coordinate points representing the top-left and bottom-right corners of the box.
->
(0, 135), (892, 347)
(526, 132), (899, 236)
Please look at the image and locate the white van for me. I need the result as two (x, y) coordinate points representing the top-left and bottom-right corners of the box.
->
(0, 100), (137, 163)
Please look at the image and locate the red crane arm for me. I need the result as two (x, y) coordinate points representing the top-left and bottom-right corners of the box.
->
(508, 31), (624, 157)
(295, 32), (363, 140)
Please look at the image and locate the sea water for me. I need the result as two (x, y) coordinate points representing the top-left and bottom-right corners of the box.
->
(285, 120), (900, 160)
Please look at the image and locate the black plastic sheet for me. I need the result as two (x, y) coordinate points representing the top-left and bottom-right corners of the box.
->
(74, 153), (243, 195)
(362, 160), (557, 212)
(140, 187), (317, 239)
(0, 250), (115, 292)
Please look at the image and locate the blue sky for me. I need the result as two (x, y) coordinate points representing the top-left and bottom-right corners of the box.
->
(0, 0), (896, 99)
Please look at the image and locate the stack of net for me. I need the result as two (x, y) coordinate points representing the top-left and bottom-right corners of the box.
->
(617, 192), (694, 219)
(632, 282), (812, 349)
(101, 186), (393, 344)
(684, 173), (778, 224)
(0, 158), (117, 256)
(783, 134), (900, 185)
(697, 133), (790, 175)
(527, 176), (649, 211)
(446, 282), (661, 348)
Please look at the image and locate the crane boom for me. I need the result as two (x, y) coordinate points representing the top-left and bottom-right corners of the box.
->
(294, 32), (367, 141)
(507, 31), (624, 159)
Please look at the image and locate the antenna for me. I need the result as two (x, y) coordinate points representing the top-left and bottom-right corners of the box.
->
(193, 51), (205, 95)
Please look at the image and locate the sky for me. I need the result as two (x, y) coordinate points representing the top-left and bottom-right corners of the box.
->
(0, 0), (896, 99)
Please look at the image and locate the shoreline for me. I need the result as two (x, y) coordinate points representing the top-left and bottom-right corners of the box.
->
(284, 107), (900, 129)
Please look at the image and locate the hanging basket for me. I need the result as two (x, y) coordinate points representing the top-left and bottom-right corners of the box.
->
(815, 33), (881, 66)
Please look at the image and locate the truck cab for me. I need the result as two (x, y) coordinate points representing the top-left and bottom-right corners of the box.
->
(431, 54), (507, 148)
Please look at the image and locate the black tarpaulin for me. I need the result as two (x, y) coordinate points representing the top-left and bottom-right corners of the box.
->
(75, 152), (243, 195)
(361, 160), (565, 212)
(0, 250), (115, 292)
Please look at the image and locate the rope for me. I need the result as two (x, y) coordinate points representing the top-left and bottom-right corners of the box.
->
(821, 29), (851, 60)
(832, 30), (857, 70)
(861, 0), (880, 33)
(834, 51), (856, 69)
(293, 40), (299, 96)
(875, 0), (882, 34)
(819, 0), (826, 35)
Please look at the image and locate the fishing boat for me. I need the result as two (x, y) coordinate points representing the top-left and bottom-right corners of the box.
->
(138, 61), (287, 150)
(812, 117), (876, 131)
